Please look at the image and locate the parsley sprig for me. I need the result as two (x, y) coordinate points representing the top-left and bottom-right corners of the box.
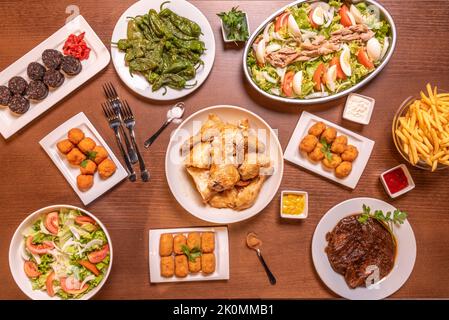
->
(320, 138), (333, 161)
(217, 7), (249, 43)
(358, 204), (408, 233)
(181, 245), (202, 262)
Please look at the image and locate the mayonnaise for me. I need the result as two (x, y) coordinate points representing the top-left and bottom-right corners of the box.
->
(343, 93), (375, 125)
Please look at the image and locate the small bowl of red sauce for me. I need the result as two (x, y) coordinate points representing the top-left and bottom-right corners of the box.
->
(380, 164), (415, 198)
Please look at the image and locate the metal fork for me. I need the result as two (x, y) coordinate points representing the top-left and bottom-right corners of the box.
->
(121, 100), (150, 182)
(103, 82), (138, 164)
(102, 101), (137, 182)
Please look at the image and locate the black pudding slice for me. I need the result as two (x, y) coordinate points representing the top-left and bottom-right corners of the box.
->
(0, 85), (12, 106)
(42, 49), (63, 69)
(26, 80), (49, 100)
(61, 55), (82, 76)
(27, 62), (46, 81)
(8, 94), (30, 115)
(8, 76), (28, 95)
(43, 69), (65, 88)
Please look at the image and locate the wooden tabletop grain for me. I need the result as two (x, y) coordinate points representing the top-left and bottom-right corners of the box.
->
(1, 0), (449, 299)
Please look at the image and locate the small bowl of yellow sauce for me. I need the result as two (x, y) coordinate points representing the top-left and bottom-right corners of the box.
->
(280, 191), (308, 219)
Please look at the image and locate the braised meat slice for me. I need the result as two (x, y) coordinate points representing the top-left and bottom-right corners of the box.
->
(325, 214), (396, 289)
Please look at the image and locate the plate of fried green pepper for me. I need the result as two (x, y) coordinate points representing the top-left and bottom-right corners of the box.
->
(111, 0), (215, 100)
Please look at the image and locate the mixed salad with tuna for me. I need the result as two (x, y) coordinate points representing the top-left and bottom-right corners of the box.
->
(247, 0), (391, 99)
(21, 208), (110, 299)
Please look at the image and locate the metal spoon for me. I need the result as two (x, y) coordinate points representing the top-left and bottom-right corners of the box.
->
(246, 232), (277, 285)
(144, 102), (185, 148)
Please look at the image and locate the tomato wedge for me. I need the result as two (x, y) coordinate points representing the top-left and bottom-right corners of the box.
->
(275, 12), (289, 32)
(330, 57), (346, 80)
(45, 211), (59, 235)
(79, 260), (100, 276)
(88, 244), (109, 264)
(282, 71), (295, 97)
(313, 63), (326, 91)
(24, 261), (41, 278)
(26, 236), (54, 255)
(339, 5), (353, 27)
(357, 48), (374, 69)
(46, 271), (55, 297)
(75, 216), (96, 226)
(60, 277), (89, 295)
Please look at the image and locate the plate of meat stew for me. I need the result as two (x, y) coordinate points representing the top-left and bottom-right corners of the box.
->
(311, 197), (416, 300)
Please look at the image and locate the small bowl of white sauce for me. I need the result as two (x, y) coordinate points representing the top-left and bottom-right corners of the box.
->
(343, 93), (375, 125)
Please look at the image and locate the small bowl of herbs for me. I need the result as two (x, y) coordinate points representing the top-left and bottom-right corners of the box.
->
(217, 7), (250, 44)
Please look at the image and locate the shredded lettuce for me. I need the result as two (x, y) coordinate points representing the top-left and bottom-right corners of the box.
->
(290, 5), (312, 30)
(329, 0), (342, 9)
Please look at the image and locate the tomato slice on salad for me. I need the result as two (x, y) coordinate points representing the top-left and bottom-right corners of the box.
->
(339, 5), (353, 27)
(60, 277), (89, 295)
(79, 260), (100, 276)
(24, 261), (41, 278)
(275, 12), (290, 32)
(330, 57), (347, 80)
(357, 48), (375, 69)
(26, 236), (54, 255)
(88, 244), (109, 264)
(46, 271), (55, 297)
(45, 211), (59, 235)
(75, 216), (96, 226)
(313, 63), (326, 91)
(282, 71), (295, 97)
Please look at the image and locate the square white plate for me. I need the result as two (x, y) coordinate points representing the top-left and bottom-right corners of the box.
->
(149, 226), (229, 283)
(39, 112), (128, 205)
(0, 15), (110, 139)
(284, 111), (375, 189)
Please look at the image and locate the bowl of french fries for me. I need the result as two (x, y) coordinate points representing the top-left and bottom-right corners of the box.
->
(392, 84), (449, 172)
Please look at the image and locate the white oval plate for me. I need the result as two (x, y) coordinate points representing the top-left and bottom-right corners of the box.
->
(165, 105), (284, 224)
(9, 205), (113, 300)
(110, 0), (215, 101)
(312, 197), (416, 300)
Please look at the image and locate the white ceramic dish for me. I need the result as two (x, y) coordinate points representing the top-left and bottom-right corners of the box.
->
(380, 164), (415, 198)
(39, 112), (128, 205)
(0, 15), (110, 139)
(284, 111), (375, 189)
(280, 190), (308, 219)
(9, 205), (113, 300)
(343, 93), (376, 125)
(110, 0), (215, 101)
(220, 12), (250, 43)
(311, 197), (416, 300)
(149, 226), (229, 283)
(165, 105), (284, 224)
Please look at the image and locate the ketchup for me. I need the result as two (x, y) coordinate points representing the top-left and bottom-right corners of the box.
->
(383, 167), (409, 194)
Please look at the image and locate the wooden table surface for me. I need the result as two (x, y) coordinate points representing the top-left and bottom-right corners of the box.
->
(1, 0), (449, 299)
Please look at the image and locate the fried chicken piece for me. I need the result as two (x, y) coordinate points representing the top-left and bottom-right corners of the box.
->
(186, 167), (216, 202)
(184, 142), (212, 169)
(208, 164), (240, 192)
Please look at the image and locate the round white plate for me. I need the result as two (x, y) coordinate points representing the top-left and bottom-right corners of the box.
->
(312, 197), (416, 300)
(110, 0), (215, 101)
(9, 205), (113, 300)
(165, 105), (284, 224)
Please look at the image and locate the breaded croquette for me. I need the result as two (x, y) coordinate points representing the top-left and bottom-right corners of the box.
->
(188, 256), (201, 273)
(321, 127), (337, 144)
(78, 137), (96, 154)
(92, 146), (108, 164)
(98, 159), (116, 179)
(68, 128), (84, 144)
(57, 139), (74, 154)
(330, 135), (348, 154)
(341, 145), (359, 162)
(322, 153), (342, 169)
(80, 159), (97, 175)
(67, 148), (86, 166)
(161, 256), (174, 277)
(201, 253), (215, 274)
(159, 234), (173, 257)
(175, 255), (188, 277)
(77, 174), (93, 191)
(308, 121), (326, 137)
(299, 134), (318, 153)
(201, 232), (215, 253)
(308, 143), (325, 162)
(335, 161), (352, 178)
(187, 232), (201, 250)
(173, 234), (187, 255)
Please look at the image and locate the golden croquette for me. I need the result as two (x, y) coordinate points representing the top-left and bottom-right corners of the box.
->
(299, 135), (318, 153)
(341, 145), (359, 162)
(321, 127), (337, 144)
(97, 159), (117, 179)
(80, 159), (97, 175)
(322, 153), (342, 169)
(57, 139), (74, 154)
(67, 148), (86, 166)
(68, 128), (85, 145)
(308, 121), (326, 137)
(92, 146), (109, 164)
(335, 161), (353, 178)
(77, 174), (94, 191)
(78, 137), (96, 154)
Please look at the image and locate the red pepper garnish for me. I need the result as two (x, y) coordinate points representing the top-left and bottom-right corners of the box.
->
(63, 32), (91, 60)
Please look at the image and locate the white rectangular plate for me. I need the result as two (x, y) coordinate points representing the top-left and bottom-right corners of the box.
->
(39, 112), (128, 205)
(0, 15), (110, 139)
(149, 226), (229, 283)
(284, 111), (375, 189)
